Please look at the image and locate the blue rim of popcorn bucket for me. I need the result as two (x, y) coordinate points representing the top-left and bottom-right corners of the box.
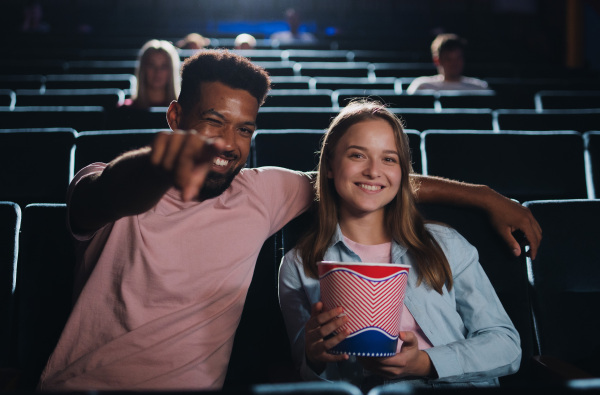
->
(328, 327), (398, 357)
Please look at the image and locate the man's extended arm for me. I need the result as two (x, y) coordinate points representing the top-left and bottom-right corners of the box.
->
(410, 174), (542, 259)
(70, 131), (223, 234)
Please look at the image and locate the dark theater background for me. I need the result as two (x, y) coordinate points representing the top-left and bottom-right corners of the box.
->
(0, 0), (598, 68)
(1, 1), (600, 395)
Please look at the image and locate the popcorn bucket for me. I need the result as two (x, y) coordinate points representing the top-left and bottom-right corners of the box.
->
(318, 261), (410, 357)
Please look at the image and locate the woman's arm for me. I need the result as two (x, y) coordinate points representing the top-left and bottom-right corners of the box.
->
(410, 174), (542, 259)
(424, 228), (522, 382)
(278, 253), (346, 381)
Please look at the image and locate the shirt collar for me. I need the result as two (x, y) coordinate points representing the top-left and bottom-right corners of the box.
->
(329, 223), (409, 262)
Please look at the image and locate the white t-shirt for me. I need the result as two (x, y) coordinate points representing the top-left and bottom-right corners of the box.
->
(406, 75), (488, 94)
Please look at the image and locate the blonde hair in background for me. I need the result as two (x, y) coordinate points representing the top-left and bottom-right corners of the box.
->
(133, 39), (181, 108)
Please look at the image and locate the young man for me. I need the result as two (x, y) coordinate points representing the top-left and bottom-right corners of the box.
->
(38, 50), (540, 391)
(406, 33), (489, 94)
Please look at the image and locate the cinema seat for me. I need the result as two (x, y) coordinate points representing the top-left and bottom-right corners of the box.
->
(0, 90), (15, 108)
(264, 89), (334, 107)
(14, 204), (75, 390)
(524, 199), (600, 379)
(0, 106), (105, 132)
(534, 90), (600, 110)
(392, 108), (493, 131)
(0, 128), (76, 207)
(224, 234), (299, 388)
(584, 131), (600, 198)
(270, 76), (312, 90)
(437, 89), (499, 109)
(0, 75), (45, 92)
(493, 109), (600, 133)
(0, 202), (20, 369)
(256, 107), (338, 130)
(313, 76), (397, 91)
(295, 62), (371, 78)
(334, 90), (436, 110)
(72, 129), (161, 174)
(15, 88), (125, 110)
(422, 130), (588, 202)
(44, 74), (137, 92)
(252, 129), (324, 171)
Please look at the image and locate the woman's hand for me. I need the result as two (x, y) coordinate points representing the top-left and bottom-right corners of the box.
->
(304, 301), (350, 373)
(358, 331), (435, 379)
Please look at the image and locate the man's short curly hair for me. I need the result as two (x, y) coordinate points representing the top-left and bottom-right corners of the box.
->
(178, 50), (271, 112)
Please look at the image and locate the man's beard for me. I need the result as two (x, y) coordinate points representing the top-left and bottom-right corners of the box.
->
(198, 165), (243, 201)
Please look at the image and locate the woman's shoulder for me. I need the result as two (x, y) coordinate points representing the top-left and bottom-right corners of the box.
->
(282, 246), (302, 262)
(424, 222), (463, 241)
(424, 222), (479, 270)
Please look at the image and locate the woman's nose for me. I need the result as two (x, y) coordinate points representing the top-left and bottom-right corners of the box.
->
(363, 159), (380, 177)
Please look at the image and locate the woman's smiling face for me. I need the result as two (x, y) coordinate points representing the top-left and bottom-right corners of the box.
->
(328, 118), (402, 221)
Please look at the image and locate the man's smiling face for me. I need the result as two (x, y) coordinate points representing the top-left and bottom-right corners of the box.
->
(171, 80), (259, 200)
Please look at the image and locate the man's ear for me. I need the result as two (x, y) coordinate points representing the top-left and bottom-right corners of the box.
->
(432, 55), (440, 67)
(166, 101), (182, 131)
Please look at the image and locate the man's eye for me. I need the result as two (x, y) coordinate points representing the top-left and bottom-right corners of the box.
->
(206, 118), (222, 125)
(240, 128), (254, 135)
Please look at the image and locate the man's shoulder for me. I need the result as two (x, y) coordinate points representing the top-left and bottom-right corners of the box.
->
(459, 76), (488, 89)
(406, 75), (443, 93)
(413, 75), (442, 84)
(234, 166), (312, 198)
(237, 166), (307, 182)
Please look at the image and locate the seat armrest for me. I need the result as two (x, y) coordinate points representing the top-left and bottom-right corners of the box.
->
(532, 355), (595, 381)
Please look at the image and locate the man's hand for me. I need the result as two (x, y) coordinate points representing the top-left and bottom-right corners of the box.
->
(150, 130), (225, 201)
(358, 331), (434, 379)
(485, 192), (543, 259)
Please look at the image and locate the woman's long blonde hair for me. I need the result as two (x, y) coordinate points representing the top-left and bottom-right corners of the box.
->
(132, 39), (181, 108)
(295, 100), (452, 294)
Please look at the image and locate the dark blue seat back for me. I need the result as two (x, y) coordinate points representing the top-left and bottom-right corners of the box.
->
(0, 202), (21, 368)
(14, 204), (75, 390)
(524, 199), (600, 377)
(422, 130), (588, 202)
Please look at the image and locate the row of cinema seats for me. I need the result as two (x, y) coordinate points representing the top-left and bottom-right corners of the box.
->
(2, 71), (598, 107)
(1, 104), (600, 133)
(1, 197), (599, 392)
(2, 85), (600, 111)
(3, 46), (597, 82)
(3, 127), (599, 209)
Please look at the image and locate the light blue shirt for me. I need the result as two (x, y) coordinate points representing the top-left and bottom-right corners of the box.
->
(278, 223), (521, 389)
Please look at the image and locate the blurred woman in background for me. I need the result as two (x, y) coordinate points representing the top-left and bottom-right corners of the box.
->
(124, 39), (181, 109)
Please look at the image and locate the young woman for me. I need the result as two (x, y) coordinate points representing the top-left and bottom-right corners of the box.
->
(124, 39), (181, 109)
(278, 100), (521, 390)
